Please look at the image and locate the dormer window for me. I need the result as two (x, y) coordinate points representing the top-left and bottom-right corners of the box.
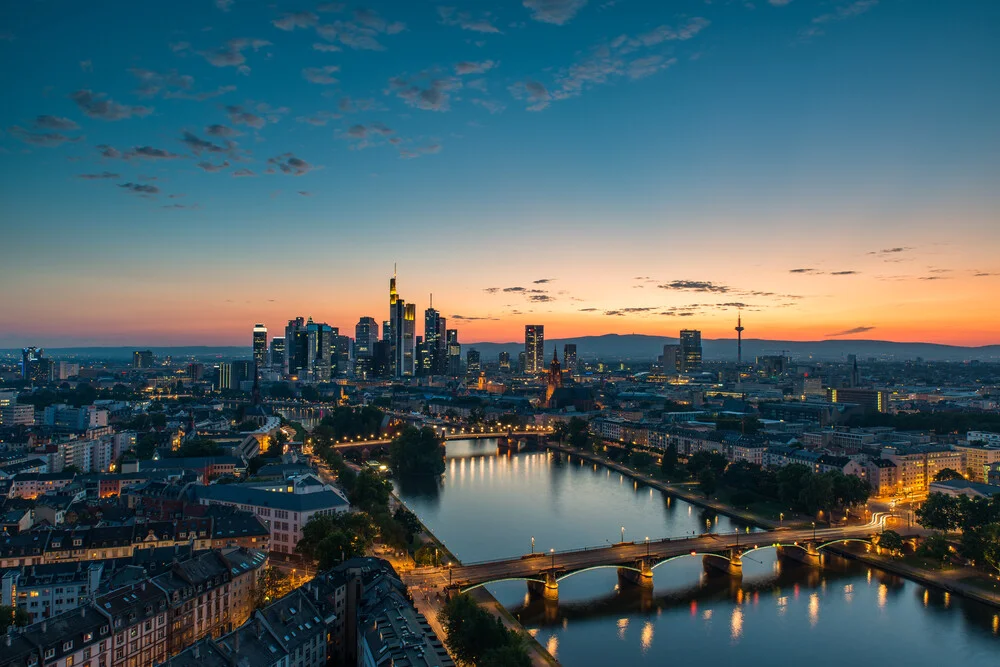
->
(62, 640), (73, 651)
(73, 539), (82, 547)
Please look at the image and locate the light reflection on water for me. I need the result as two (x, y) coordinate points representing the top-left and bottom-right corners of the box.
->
(394, 440), (1000, 666)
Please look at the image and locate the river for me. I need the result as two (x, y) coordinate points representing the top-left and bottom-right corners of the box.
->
(394, 439), (1000, 666)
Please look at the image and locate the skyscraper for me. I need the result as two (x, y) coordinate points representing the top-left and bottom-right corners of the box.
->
(333, 334), (352, 376)
(424, 301), (442, 375)
(388, 269), (416, 378)
(269, 337), (285, 370)
(679, 330), (703, 372)
(354, 317), (379, 359)
(252, 324), (268, 368)
(466, 349), (481, 375)
(446, 329), (461, 376)
(21, 347), (52, 384)
(306, 318), (334, 382)
(132, 350), (154, 369)
(285, 317), (309, 378)
(661, 344), (680, 373)
(563, 344), (577, 376)
(218, 362), (233, 390)
(498, 351), (511, 371)
(525, 325), (545, 374)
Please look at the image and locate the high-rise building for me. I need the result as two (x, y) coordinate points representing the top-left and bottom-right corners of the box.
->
(446, 329), (461, 376)
(333, 334), (352, 376)
(285, 317), (309, 378)
(132, 350), (154, 369)
(218, 362), (233, 390)
(252, 324), (268, 368)
(466, 349), (481, 375)
(424, 302), (443, 375)
(498, 351), (511, 371)
(233, 360), (255, 389)
(388, 270), (417, 378)
(354, 317), (379, 359)
(402, 303), (416, 377)
(524, 325), (545, 374)
(269, 337), (285, 370)
(518, 351), (526, 374)
(679, 330), (702, 372)
(661, 344), (680, 373)
(848, 354), (860, 388)
(563, 344), (577, 376)
(306, 318), (334, 382)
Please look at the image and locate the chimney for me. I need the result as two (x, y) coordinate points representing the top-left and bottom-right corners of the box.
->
(194, 644), (200, 659)
(81, 606), (86, 617)
(41, 621), (47, 633)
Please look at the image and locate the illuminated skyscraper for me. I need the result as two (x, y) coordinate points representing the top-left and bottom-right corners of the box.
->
(252, 324), (268, 368)
(679, 330), (702, 372)
(524, 325), (545, 374)
(424, 300), (443, 375)
(218, 362), (233, 390)
(388, 269), (416, 377)
(355, 317), (378, 359)
(446, 329), (461, 376)
(466, 349), (481, 375)
(498, 351), (511, 371)
(132, 350), (154, 369)
(21, 347), (52, 384)
(269, 337), (285, 370)
(285, 317), (308, 378)
(563, 344), (577, 376)
(661, 344), (680, 373)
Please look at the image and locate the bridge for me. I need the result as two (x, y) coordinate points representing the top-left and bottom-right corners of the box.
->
(331, 426), (554, 450)
(405, 516), (887, 602)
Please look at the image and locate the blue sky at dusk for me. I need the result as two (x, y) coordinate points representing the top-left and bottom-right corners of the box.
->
(1, 0), (998, 347)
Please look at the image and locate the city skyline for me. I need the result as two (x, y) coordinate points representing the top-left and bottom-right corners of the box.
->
(1, 1), (999, 347)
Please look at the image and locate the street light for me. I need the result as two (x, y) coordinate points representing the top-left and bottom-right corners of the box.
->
(448, 562), (453, 586)
(550, 548), (555, 569)
(779, 512), (784, 527)
(531, 536), (535, 555)
(645, 536), (650, 558)
(621, 526), (626, 544)
(812, 521), (816, 541)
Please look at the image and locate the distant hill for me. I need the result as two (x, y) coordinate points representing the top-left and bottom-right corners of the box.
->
(3, 336), (998, 363)
(464, 334), (1000, 363)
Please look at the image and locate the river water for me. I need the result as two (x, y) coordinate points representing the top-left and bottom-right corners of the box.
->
(394, 439), (1000, 666)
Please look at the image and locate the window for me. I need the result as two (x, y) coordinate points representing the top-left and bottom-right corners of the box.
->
(44, 649), (55, 659)
(63, 641), (74, 651)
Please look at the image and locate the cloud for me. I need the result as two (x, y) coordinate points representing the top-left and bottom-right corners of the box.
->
(437, 6), (501, 33)
(180, 131), (232, 155)
(338, 96), (383, 113)
(118, 182), (160, 194)
(633, 17), (710, 47)
(973, 272), (997, 277)
(303, 65), (340, 85)
(533, 278), (554, 284)
(802, 1), (879, 40)
(827, 326), (876, 337)
(769, 0), (794, 4)
(232, 168), (256, 177)
(483, 287), (500, 294)
(196, 160), (230, 172)
(450, 314), (498, 321)
(224, 103), (289, 129)
(313, 43), (342, 52)
(918, 276), (949, 281)
(345, 122), (393, 138)
(503, 287), (526, 292)
(129, 68), (194, 97)
(34, 115), (79, 130)
(789, 268), (818, 274)
(96, 144), (122, 159)
(129, 146), (181, 159)
(509, 80), (551, 111)
(399, 143), (442, 159)
(868, 246), (912, 255)
(627, 55), (676, 80)
(70, 90), (152, 121)
(273, 11), (319, 31)
(200, 38), (271, 68)
(523, 0), (588, 25)
(353, 8), (405, 33)
(206, 124), (240, 137)
(529, 294), (554, 302)
(388, 75), (461, 111)
(162, 203), (199, 209)
(455, 60), (497, 75)
(315, 12), (404, 51)
(267, 153), (315, 176)
(471, 98), (505, 114)
(76, 171), (120, 179)
(7, 126), (82, 147)
(658, 280), (731, 293)
(578, 307), (598, 312)
(830, 270), (859, 275)
(298, 190), (313, 196)
(296, 111), (338, 126)
(215, 0), (233, 11)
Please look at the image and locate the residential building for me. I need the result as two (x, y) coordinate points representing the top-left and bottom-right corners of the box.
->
(881, 445), (964, 496)
(954, 441), (1000, 482)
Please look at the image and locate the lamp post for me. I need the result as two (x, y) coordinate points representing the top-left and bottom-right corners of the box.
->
(550, 548), (555, 570)
(621, 526), (626, 544)
(531, 536), (535, 555)
(812, 521), (816, 541)
(645, 536), (650, 558)
(448, 563), (453, 586)
(779, 512), (784, 527)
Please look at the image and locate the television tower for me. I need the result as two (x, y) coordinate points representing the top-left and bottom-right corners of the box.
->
(735, 310), (745, 365)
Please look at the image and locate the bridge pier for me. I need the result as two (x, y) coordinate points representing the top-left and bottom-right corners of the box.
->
(703, 549), (743, 578)
(617, 558), (654, 589)
(527, 571), (559, 601)
(777, 542), (822, 567)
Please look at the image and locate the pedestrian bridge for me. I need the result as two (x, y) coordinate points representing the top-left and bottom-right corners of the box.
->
(409, 524), (878, 602)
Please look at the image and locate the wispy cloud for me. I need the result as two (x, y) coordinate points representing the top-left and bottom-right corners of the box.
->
(198, 38), (271, 70)
(455, 60), (497, 75)
(118, 182), (160, 195)
(76, 171), (120, 180)
(7, 125), (82, 147)
(387, 75), (461, 111)
(303, 65), (340, 85)
(266, 153), (316, 176)
(437, 6), (501, 33)
(827, 325), (876, 337)
(523, 0), (588, 25)
(70, 90), (152, 121)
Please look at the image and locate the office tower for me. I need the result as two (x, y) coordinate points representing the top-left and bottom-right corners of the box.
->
(187, 363), (205, 381)
(661, 344), (680, 373)
(334, 334), (352, 376)
(218, 362), (233, 390)
(466, 349), (481, 375)
(735, 312), (744, 365)
(382, 320), (391, 341)
(424, 301), (442, 375)
(436, 317), (448, 374)
(387, 269), (416, 377)
(848, 354), (860, 388)
(21, 347), (52, 385)
(269, 337), (285, 370)
(446, 329), (461, 376)
(524, 325), (545, 374)
(679, 330), (702, 372)
(498, 351), (511, 371)
(305, 318), (334, 382)
(372, 340), (392, 378)
(401, 303), (416, 377)
(355, 317), (378, 359)
(563, 344), (577, 376)
(233, 360), (255, 389)
(285, 317), (309, 378)
(252, 324), (268, 367)
(132, 350), (154, 369)
(518, 351), (526, 374)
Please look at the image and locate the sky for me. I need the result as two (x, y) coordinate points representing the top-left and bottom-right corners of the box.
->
(0, 0), (998, 348)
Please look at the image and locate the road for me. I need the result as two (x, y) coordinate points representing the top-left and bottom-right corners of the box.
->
(405, 515), (889, 591)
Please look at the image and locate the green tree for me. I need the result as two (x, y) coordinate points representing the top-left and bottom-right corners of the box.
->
(296, 512), (378, 569)
(933, 468), (964, 482)
(441, 594), (529, 666)
(877, 530), (904, 556)
(389, 427), (445, 476)
(349, 469), (392, 514)
(698, 468), (718, 497)
(660, 444), (678, 475)
(481, 641), (532, 667)
(393, 506), (422, 542)
(687, 451), (727, 477)
(0, 605), (31, 633)
(918, 533), (951, 564)
(916, 493), (960, 532)
(566, 417), (590, 450)
(630, 451), (653, 469)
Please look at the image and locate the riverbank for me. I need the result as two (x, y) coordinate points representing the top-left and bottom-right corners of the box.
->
(827, 543), (1000, 609)
(390, 489), (561, 667)
(544, 443), (780, 529)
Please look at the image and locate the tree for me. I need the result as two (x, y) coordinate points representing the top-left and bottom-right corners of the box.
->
(349, 469), (392, 514)
(630, 451), (653, 469)
(296, 512), (378, 569)
(698, 469), (718, 497)
(687, 451), (728, 478)
(389, 427), (445, 476)
(918, 533), (951, 564)
(0, 606), (31, 633)
(252, 566), (292, 609)
(440, 594), (529, 666)
(981, 523), (1000, 575)
(393, 506), (422, 542)
(933, 468), (964, 482)
(481, 641), (532, 667)
(566, 417), (590, 450)
(877, 530), (904, 556)
(660, 444), (678, 475)
(916, 493), (960, 532)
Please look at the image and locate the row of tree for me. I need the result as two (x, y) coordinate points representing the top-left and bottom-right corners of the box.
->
(441, 594), (531, 667)
(915, 493), (1000, 573)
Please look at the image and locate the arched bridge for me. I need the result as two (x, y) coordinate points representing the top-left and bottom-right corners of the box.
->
(407, 523), (878, 601)
(331, 426), (553, 450)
